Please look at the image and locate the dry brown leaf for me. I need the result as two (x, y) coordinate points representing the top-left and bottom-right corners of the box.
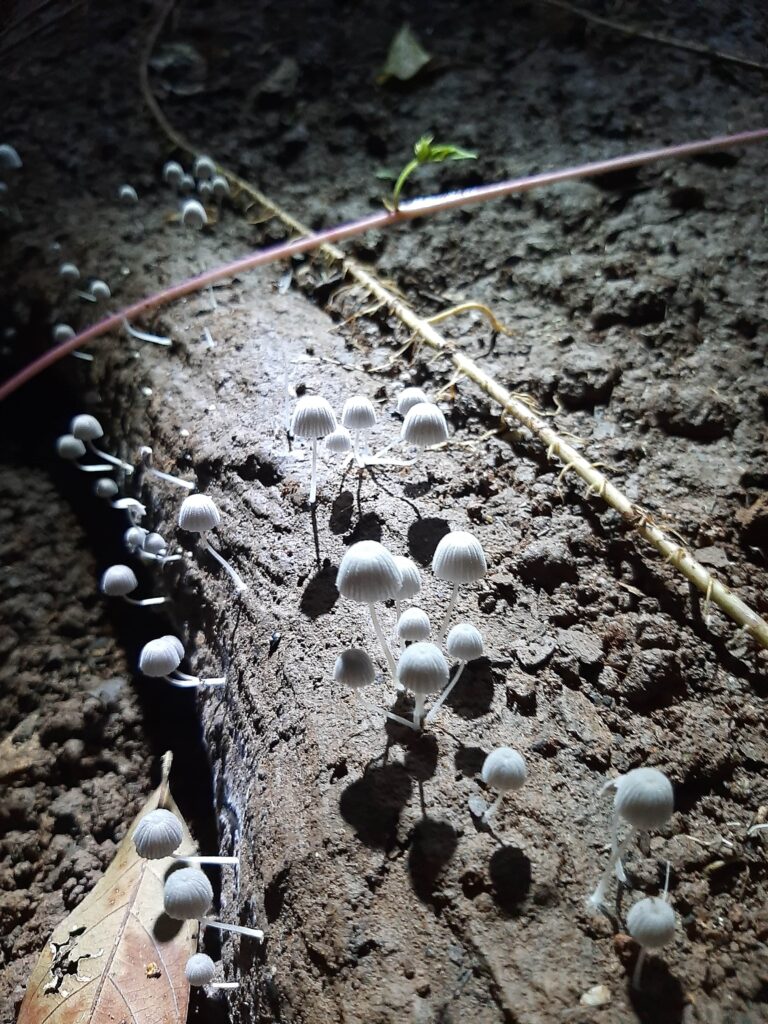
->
(18, 752), (198, 1024)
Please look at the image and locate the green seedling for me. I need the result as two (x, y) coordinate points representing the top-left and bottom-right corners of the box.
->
(390, 135), (477, 210)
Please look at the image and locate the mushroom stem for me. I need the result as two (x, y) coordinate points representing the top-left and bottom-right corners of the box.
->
(482, 792), (504, 822)
(138, 549), (183, 565)
(425, 662), (466, 724)
(201, 919), (264, 941)
(632, 948), (647, 990)
(211, 982), (240, 990)
(438, 582), (459, 639)
(352, 431), (364, 467)
(86, 440), (134, 474)
(124, 595), (167, 607)
(356, 695), (419, 732)
(200, 534), (247, 593)
(165, 672), (226, 688)
(172, 855), (239, 865)
(413, 692), (427, 730)
(77, 461), (115, 473)
(368, 603), (397, 679)
(146, 467), (195, 490)
(588, 830), (634, 908)
(309, 438), (319, 504)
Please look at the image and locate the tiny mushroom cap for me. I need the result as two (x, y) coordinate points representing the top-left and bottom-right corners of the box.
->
(59, 262), (80, 282)
(336, 541), (403, 603)
(482, 747), (527, 792)
(333, 648), (376, 689)
(118, 184), (138, 204)
(160, 635), (186, 660)
(612, 767), (674, 831)
(432, 530), (487, 584)
(162, 160), (184, 186)
(397, 641), (449, 695)
(133, 808), (183, 859)
(211, 175), (230, 199)
(198, 180), (213, 201)
(396, 387), (430, 416)
(193, 155), (216, 180)
(446, 622), (484, 662)
(139, 637), (182, 677)
(181, 198), (208, 229)
(341, 395), (377, 431)
(179, 494), (221, 533)
(163, 867), (213, 920)
(401, 402), (449, 447)
(0, 144), (22, 169)
(393, 555), (421, 601)
(94, 478), (119, 498)
(290, 395), (337, 439)
(185, 953), (216, 987)
(325, 425), (352, 454)
(53, 323), (75, 342)
(125, 525), (149, 549)
(144, 532), (168, 555)
(89, 279), (111, 300)
(100, 564), (138, 596)
(626, 896), (676, 950)
(71, 413), (104, 441)
(56, 434), (86, 460)
(397, 607), (431, 642)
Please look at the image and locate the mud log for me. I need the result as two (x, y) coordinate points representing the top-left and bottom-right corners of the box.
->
(81, 283), (600, 1023)
(73, 264), (765, 1024)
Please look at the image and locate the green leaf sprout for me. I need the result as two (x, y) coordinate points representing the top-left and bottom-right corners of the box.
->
(390, 135), (477, 210)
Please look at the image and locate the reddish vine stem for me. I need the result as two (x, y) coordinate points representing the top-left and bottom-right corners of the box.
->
(1, 127), (767, 403)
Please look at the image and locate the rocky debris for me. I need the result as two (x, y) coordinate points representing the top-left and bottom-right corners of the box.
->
(591, 280), (670, 330)
(555, 345), (620, 408)
(645, 382), (734, 440)
(736, 494), (768, 549)
(516, 536), (577, 589)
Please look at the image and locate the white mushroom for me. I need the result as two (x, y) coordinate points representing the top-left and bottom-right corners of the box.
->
(396, 641), (448, 729)
(133, 809), (238, 866)
(70, 414), (134, 474)
(401, 402), (448, 448)
(290, 395), (337, 503)
(396, 607), (431, 642)
(325, 425), (352, 455)
(432, 530), (487, 636)
(178, 494), (246, 594)
(589, 767), (674, 908)
(396, 387), (429, 416)
(392, 554), (421, 618)
(480, 747), (527, 821)
(626, 865), (676, 989)
(138, 636), (225, 688)
(185, 952), (239, 989)
(336, 540), (402, 679)
(425, 622), (484, 724)
(341, 395), (376, 466)
(100, 564), (166, 606)
(164, 867), (264, 940)
(55, 433), (113, 473)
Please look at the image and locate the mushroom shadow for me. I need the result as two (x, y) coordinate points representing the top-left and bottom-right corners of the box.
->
(454, 744), (487, 777)
(628, 961), (685, 1024)
(339, 764), (412, 850)
(403, 473), (433, 499)
(329, 490), (354, 535)
(408, 517), (450, 566)
(299, 559), (339, 619)
(152, 912), (186, 942)
(489, 846), (532, 915)
(403, 731), (439, 782)
(407, 817), (458, 903)
(344, 511), (383, 545)
(444, 657), (495, 719)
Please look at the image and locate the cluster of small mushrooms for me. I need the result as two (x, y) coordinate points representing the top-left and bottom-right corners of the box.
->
(38, 150), (682, 993)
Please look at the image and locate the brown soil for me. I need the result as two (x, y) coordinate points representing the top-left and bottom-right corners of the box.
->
(1, 2), (768, 1023)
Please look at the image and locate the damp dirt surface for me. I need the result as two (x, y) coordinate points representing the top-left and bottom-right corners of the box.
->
(2, 1), (768, 1023)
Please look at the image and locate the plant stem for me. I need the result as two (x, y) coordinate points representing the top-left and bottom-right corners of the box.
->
(368, 603), (397, 680)
(309, 438), (318, 504)
(200, 535), (247, 593)
(425, 662), (466, 724)
(3, 129), (767, 403)
(392, 158), (419, 210)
